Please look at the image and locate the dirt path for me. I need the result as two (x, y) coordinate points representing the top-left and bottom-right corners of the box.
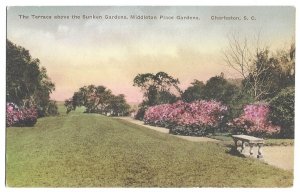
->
(117, 117), (169, 133)
(240, 145), (294, 171)
(116, 117), (294, 171)
(116, 117), (219, 142)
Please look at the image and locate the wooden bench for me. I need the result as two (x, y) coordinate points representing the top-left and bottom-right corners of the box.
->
(231, 135), (264, 158)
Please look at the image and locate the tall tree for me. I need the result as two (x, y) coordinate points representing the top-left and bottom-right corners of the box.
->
(270, 43), (295, 92)
(223, 33), (295, 101)
(133, 72), (181, 106)
(202, 74), (239, 105)
(65, 85), (130, 116)
(242, 45), (295, 100)
(6, 39), (57, 116)
(223, 33), (272, 101)
(107, 94), (130, 116)
(182, 80), (205, 102)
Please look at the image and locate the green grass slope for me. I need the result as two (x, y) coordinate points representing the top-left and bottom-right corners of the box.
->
(6, 108), (293, 187)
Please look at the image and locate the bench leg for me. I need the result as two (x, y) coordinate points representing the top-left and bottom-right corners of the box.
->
(234, 139), (238, 151)
(241, 141), (245, 153)
(249, 143), (254, 156)
(257, 144), (263, 158)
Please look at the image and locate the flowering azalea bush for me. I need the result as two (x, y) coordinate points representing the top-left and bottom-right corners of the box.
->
(6, 102), (38, 127)
(144, 100), (228, 136)
(229, 104), (280, 137)
(18, 107), (38, 126)
(6, 103), (19, 127)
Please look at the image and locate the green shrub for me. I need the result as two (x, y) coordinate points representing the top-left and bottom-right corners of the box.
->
(169, 125), (212, 136)
(47, 100), (59, 116)
(37, 100), (59, 117)
(135, 106), (147, 120)
(269, 87), (295, 138)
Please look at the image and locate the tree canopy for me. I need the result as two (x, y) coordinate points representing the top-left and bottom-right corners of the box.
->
(182, 80), (205, 102)
(133, 72), (181, 106)
(223, 33), (295, 101)
(65, 84), (130, 116)
(202, 74), (239, 105)
(6, 39), (58, 116)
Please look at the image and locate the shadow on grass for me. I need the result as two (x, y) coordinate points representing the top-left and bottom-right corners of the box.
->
(225, 144), (246, 158)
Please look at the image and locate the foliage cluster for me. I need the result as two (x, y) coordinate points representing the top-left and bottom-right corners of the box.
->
(269, 87), (295, 138)
(228, 104), (280, 137)
(133, 72), (181, 119)
(65, 85), (130, 116)
(135, 41), (295, 138)
(6, 40), (58, 118)
(144, 100), (228, 136)
(6, 102), (38, 127)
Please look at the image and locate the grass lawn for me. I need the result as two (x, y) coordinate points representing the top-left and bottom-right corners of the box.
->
(6, 107), (293, 187)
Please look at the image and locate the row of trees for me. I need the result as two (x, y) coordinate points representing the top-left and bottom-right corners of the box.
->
(64, 85), (130, 116)
(133, 72), (244, 119)
(6, 40), (58, 118)
(133, 37), (295, 138)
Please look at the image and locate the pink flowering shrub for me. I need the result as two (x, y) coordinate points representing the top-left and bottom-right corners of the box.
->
(6, 103), (19, 126)
(144, 100), (228, 136)
(6, 103), (38, 127)
(229, 104), (280, 137)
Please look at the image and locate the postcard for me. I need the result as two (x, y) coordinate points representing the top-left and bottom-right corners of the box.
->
(6, 6), (295, 187)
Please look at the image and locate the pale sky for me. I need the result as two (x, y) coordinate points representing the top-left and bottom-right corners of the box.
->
(7, 6), (295, 103)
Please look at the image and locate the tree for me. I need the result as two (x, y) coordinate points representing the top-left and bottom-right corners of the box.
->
(242, 49), (274, 100)
(133, 72), (181, 106)
(242, 45), (295, 100)
(223, 33), (295, 101)
(107, 94), (130, 116)
(269, 87), (295, 138)
(66, 85), (112, 113)
(7, 39), (40, 106)
(157, 90), (178, 104)
(133, 72), (181, 119)
(65, 85), (130, 116)
(33, 67), (57, 116)
(267, 44), (295, 98)
(182, 80), (205, 102)
(223, 33), (254, 81)
(202, 73), (239, 105)
(6, 39), (57, 116)
(223, 33), (273, 101)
